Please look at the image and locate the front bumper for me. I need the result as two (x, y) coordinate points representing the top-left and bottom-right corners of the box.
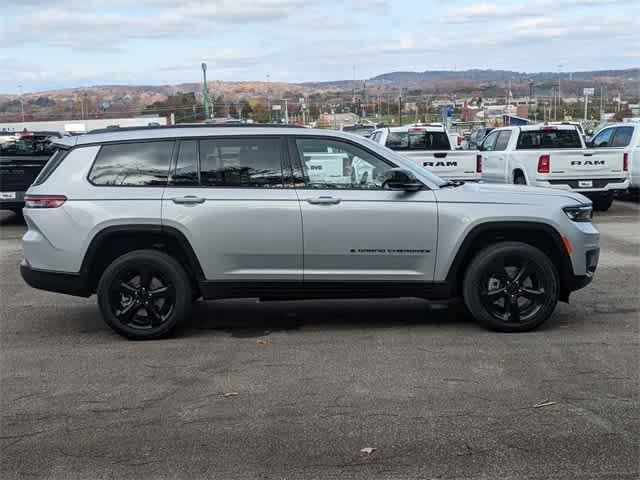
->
(20, 261), (91, 297)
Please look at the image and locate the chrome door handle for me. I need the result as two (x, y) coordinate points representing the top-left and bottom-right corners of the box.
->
(306, 196), (341, 205)
(172, 196), (205, 204)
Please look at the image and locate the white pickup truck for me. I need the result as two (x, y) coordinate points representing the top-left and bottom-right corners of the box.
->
(369, 125), (481, 182)
(478, 124), (629, 210)
(588, 122), (640, 193)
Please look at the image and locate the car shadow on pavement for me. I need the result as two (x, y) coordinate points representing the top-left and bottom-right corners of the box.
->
(183, 298), (473, 338)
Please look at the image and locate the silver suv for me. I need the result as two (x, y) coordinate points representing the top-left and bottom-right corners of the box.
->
(20, 125), (600, 339)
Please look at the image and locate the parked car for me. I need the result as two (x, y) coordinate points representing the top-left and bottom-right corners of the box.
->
(369, 125), (481, 182)
(21, 125), (599, 338)
(0, 130), (62, 213)
(587, 122), (640, 193)
(467, 127), (494, 150)
(478, 124), (629, 210)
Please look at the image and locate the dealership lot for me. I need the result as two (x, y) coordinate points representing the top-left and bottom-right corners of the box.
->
(1, 201), (639, 479)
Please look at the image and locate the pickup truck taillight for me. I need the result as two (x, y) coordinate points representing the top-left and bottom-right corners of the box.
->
(537, 155), (550, 174)
(623, 153), (629, 171)
(24, 195), (67, 208)
(476, 154), (482, 173)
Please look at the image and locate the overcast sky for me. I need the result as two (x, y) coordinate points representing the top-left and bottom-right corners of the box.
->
(1, 0), (638, 94)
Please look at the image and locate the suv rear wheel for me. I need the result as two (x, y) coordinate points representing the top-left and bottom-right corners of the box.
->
(462, 242), (559, 332)
(97, 249), (192, 339)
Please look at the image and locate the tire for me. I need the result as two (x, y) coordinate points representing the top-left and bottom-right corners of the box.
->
(462, 241), (559, 332)
(592, 195), (613, 211)
(97, 249), (192, 339)
(514, 172), (526, 185)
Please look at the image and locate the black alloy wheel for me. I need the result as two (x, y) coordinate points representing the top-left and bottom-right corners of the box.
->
(97, 250), (192, 339)
(463, 241), (559, 332)
(110, 265), (175, 329)
(479, 259), (546, 324)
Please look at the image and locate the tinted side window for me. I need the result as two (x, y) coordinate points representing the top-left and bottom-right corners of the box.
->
(199, 137), (283, 188)
(296, 138), (395, 190)
(89, 141), (173, 186)
(173, 140), (198, 185)
(494, 130), (511, 151)
(516, 130), (582, 149)
(592, 128), (614, 148)
(611, 127), (634, 148)
(480, 131), (499, 151)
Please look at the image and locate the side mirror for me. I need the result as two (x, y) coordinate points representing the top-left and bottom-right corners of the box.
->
(383, 168), (422, 191)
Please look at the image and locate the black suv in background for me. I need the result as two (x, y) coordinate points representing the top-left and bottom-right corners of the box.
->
(0, 130), (61, 213)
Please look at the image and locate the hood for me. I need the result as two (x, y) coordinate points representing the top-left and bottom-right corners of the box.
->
(441, 182), (589, 205)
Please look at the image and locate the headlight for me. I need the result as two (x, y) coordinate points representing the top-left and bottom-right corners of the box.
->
(563, 205), (593, 222)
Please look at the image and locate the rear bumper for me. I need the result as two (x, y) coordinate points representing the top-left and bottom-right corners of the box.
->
(20, 261), (91, 297)
(0, 191), (25, 209)
(533, 178), (629, 193)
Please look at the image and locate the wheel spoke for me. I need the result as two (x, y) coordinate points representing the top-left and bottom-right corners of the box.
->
(149, 285), (170, 298)
(520, 287), (544, 300)
(505, 296), (520, 322)
(512, 262), (530, 284)
(146, 303), (164, 327)
(118, 281), (138, 294)
(116, 300), (140, 321)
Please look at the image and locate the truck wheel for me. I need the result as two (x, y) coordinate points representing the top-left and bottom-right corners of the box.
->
(462, 242), (559, 332)
(514, 172), (526, 185)
(97, 249), (192, 339)
(592, 195), (613, 211)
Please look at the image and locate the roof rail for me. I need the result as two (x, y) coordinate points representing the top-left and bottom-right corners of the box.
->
(87, 123), (306, 134)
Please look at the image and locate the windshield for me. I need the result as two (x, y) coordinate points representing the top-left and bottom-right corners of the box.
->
(385, 131), (451, 151)
(0, 133), (59, 156)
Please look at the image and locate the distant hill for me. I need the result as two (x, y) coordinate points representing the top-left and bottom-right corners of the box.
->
(1, 68), (637, 123)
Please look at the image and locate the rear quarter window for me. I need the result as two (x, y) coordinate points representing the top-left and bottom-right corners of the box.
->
(32, 148), (70, 186)
(88, 141), (174, 186)
(516, 129), (582, 149)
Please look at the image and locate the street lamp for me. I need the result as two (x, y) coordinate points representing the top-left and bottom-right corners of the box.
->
(201, 62), (210, 121)
(18, 84), (25, 122)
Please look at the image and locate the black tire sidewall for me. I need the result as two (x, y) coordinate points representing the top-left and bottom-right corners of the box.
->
(592, 196), (613, 211)
(463, 241), (559, 332)
(97, 249), (192, 339)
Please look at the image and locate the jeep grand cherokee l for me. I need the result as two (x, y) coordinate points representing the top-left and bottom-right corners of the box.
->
(20, 125), (599, 339)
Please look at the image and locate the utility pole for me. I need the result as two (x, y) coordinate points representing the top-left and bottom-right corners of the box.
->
(201, 62), (210, 120)
(18, 84), (25, 122)
(266, 74), (271, 121)
(284, 99), (289, 125)
(398, 90), (403, 125)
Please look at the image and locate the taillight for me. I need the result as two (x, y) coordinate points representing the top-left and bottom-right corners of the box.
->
(457, 135), (462, 146)
(24, 195), (67, 208)
(537, 154), (550, 173)
(623, 152), (628, 172)
(476, 154), (482, 173)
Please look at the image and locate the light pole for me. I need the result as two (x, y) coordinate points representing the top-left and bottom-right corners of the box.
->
(201, 62), (210, 120)
(18, 84), (25, 122)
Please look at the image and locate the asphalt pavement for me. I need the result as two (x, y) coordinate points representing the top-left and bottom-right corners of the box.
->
(1, 201), (639, 479)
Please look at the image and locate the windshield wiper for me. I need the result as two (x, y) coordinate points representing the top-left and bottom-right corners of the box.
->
(440, 180), (465, 188)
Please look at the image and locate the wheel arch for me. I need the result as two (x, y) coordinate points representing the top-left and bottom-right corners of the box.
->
(512, 168), (527, 184)
(80, 224), (204, 293)
(444, 221), (573, 302)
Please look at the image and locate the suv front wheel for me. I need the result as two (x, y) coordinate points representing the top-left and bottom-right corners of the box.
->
(97, 250), (192, 339)
(462, 242), (559, 332)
